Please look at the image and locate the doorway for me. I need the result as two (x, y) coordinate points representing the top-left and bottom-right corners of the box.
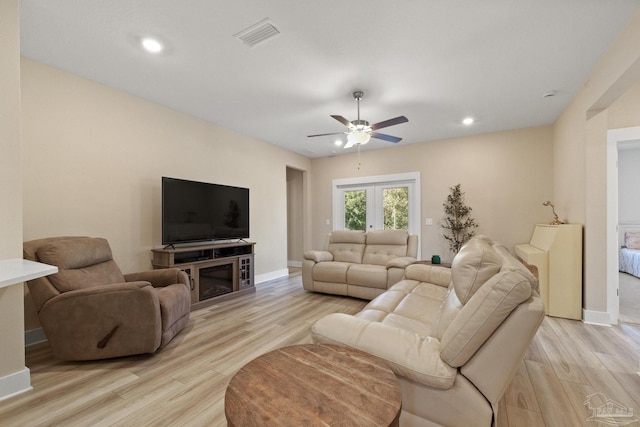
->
(286, 167), (305, 268)
(607, 126), (640, 324)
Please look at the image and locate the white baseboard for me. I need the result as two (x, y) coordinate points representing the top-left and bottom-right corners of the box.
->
(288, 260), (302, 268)
(255, 269), (289, 284)
(582, 309), (613, 326)
(25, 328), (47, 347)
(0, 367), (32, 402)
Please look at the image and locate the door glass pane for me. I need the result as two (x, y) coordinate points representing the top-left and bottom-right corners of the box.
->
(344, 190), (366, 230)
(383, 187), (409, 230)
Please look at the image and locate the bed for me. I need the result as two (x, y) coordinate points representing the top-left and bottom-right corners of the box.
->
(619, 227), (640, 278)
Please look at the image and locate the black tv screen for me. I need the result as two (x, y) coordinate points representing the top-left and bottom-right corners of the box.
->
(162, 177), (249, 245)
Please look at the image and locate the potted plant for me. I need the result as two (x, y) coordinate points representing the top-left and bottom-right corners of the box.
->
(442, 184), (478, 254)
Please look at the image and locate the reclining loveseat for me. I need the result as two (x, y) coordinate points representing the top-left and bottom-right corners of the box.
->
(311, 236), (545, 426)
(302, 229), (418, 300)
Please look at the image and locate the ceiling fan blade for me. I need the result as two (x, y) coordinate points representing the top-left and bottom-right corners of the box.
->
(331, 115), (352, 127)
(370, 116), (408, 131)
(371, 132), (402, 143)
(307, 132), (345, 138)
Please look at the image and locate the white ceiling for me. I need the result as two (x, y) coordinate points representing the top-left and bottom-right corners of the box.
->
(19, 0), (640, 158)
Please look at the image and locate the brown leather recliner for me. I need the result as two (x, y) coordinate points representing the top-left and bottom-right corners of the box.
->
(23, 236), (191, 361)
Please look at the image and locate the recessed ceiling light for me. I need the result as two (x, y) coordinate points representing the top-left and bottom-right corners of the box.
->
(462, 117), (474, 126)
(141, 37), (163, 53)
(334, 140), (343, 146)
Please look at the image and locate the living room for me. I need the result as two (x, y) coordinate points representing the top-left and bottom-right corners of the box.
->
(2, 1), (640, 425)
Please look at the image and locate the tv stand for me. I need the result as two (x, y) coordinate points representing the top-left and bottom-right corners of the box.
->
(152, 241), (255, 310)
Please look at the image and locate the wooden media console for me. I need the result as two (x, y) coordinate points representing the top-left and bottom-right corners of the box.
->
(152, 241), (255, 310)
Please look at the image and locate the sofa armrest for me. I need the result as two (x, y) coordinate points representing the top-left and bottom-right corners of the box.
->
(125, 268), (188, 288)
(404, 264), (452, 287)
(386, 256), (416, 269)
(303, 250), (333, 263)
(311, 313), (457, 389)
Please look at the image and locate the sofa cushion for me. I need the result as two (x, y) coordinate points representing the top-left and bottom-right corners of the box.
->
(356, 280), (449, 338)
(347, 264), (388, 289)
(440, 268), (533, 367)
(37, 237), (125, 293)
(393, 282), (451, 319)
(451, 236), (502, 304)
(431, 287), (463, 340)
(38, 237), (114, 269)
(366, 229), (409, 245)
(311, 313), (457, 389)
(361, 229), (410, 266)
(356, 287), (408, 321)
(328, 230), (366, 263)
(313, 261), (354, 284)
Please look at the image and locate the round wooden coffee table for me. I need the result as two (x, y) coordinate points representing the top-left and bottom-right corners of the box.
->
(225, 344), (402, 426)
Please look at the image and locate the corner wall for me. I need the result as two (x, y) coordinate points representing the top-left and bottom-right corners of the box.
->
(20, 59), (311, 330)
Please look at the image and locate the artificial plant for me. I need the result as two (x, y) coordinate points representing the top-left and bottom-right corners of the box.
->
(442, 184), (478, 254)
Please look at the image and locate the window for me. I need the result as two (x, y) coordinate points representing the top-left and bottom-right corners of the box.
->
(381, 186), (409, 230)
(343, 189), (367, 230)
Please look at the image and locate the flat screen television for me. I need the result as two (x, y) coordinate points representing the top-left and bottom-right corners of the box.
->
(162, 177), (249, 245)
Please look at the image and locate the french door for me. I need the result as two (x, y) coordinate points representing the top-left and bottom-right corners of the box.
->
(333, 172), (420, 242)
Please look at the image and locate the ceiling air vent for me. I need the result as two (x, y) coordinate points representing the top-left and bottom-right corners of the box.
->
(234, 19), (280, 48)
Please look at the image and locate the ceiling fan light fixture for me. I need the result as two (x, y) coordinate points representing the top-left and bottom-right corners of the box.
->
(307, 90), (408, 151)
(347, 131), (371, 146)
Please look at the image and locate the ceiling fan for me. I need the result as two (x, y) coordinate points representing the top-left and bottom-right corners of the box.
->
(308, 91), (408, 149)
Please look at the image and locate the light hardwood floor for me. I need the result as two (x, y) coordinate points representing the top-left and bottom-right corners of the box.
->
(1, 270), (639, 426)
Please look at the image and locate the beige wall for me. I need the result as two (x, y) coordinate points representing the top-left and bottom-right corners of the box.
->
(553, 8), (640, 315)
(608, 81), (640, 130)
(20, 59), (311, 330)
(0, 0), (27, 385)
(310, 126), (554, 262)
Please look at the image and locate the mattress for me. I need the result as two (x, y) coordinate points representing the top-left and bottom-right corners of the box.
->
(619, 247), (640, 278)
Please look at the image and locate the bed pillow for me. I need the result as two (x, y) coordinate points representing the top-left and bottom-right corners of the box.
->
(625, 231), (640, 250)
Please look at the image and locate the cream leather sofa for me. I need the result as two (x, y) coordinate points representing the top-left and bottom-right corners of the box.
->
(302, 229), (418, 300)
(311, 236), (545, 426)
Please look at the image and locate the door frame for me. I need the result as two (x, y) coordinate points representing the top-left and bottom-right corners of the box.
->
(332, 172), (421, 258)
(607, 125), (640, 324)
